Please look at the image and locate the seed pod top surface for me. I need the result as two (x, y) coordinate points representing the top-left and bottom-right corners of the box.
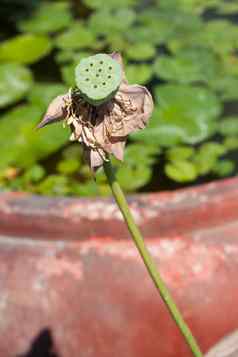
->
(75, 53), (122, 106)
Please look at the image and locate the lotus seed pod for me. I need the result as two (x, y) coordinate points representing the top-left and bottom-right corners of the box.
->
(75, 53), (122, 106)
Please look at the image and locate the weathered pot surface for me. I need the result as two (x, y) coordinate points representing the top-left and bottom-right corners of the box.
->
(0, 177), (238, 357)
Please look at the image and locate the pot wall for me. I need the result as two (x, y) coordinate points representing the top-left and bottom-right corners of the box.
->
(0, 178), (238, 357)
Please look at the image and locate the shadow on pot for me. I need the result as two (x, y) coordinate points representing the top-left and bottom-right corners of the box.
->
(16, 328), (60, 357)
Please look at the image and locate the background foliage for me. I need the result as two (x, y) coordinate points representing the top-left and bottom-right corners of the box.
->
(0, 0), (238, 196)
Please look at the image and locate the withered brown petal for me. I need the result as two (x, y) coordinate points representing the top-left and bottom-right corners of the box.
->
(83, 146), (104, 171)
(110, 83), (153, 138)
(109, 52), (128, 85)
(110, 140), (126, 161)
(37, 94), (68, 129)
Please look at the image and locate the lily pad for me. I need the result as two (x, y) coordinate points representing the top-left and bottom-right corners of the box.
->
(212, 160), (235, 177)
(83, 0), (136, 9)
(175, 20), (238, 56)
(193, 142), (226, 175)
(124, 144), (159, 166)
(218, 117), (238, 136)
(89, 8), (135, 36)
(57, 159), (80, 175)
(23, 165), (46, 184)
(223, 137), (238, 151)
(56, 50), (93, 65)
(0, 63), (32, 108)
(126, 25), (164, 45)
(198, 20), (238, 55)
(209, 76), (238, 101)
(36, 175), (71, 196)
(18, 2), (73, 34)
(61, 63), (75, 86)
(154, 47), (220, 84)
(126, 64), (153, 84)
(138, 8), (202, 47)
(28, 83), (68, 109)
(125, 43), (156, 61)
(165, 160), (198, 182)
(158, 0), (221, 14)
(168, 19), (234, 56)
(0, 34), (52, 64)
(217, 2), (238, 15)
(117, 164), (152, 191)
(222, 55), (238, 77)
(108, 34), (129, 52)
(167, 146), (195, 161)
(0, 105), (69, 169)
(132, 85), (221, 146)
(55, 23), (96, 50)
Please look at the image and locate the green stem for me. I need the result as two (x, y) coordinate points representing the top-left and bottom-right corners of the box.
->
(103, 159), (203, 357)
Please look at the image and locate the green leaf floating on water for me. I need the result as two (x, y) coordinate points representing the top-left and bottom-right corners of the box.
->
(166, 146), (195, 161)
(212, 160), (235, 177)
(125, 43), (156, 61)
(22, 165), (46, 184)
(193, 142), (226, 175)
(28, 83), (68, 109)
(223, 136), (238, 151)
(0, 34), (52, 64)
(126, 64), (153, 85)
(18, 2), (73, 34)
(165, 160), (198, 182)
(57, 159), (81, 175)
(0, 105), (69, 169)
(217, 1), (238, 14)
(201, 20), (238, 55)
(158, 0), (221, 14)
(117, 164), (152, 191)
(61, 64), (75, 86)
(154, 47), (220, 84)
(55, 23), (96, 50)
(134, 9), (201, 45)
(124, 144), (159, 166)
(89, 8), (136, 36)
(36, 175), (71, 196)
(218, 117), (238, 136)
(112, 143), (158, 191)
(83, 0), (136, 9)
(59, 52), (93, 85)
(172, 20), (238, 55)
(0, 63), (33, 108)
(108, 34), (129, 52)
(126, 25), (165, 45)
(131, 84), (221, 146)
(209, 76), (238, 101)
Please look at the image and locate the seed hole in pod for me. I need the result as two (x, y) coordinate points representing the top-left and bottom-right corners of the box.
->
(90, 63), (93, 66)
(108, 75), (111, 79)
(100, 61), (103, 64)
(94, 85), (98, 88)
(86, 78), (89, 81)
(98, 69), (102, 72)
(96, 74), (99, 77)
(109, 66), (112, 70)
(102, 82), (106, 85)
(85, 69), (89, 72)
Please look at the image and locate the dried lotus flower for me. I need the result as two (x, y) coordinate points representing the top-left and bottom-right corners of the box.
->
(37, 52), (154, 170)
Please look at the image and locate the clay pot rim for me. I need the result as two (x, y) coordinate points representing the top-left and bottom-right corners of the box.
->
(0, 177), (237, 242)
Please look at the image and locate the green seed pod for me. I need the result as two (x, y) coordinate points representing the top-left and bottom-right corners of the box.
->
(75, 53), (122, 106)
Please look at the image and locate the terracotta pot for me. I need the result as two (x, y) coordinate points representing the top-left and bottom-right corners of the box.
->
(0, 177), (238, 357)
